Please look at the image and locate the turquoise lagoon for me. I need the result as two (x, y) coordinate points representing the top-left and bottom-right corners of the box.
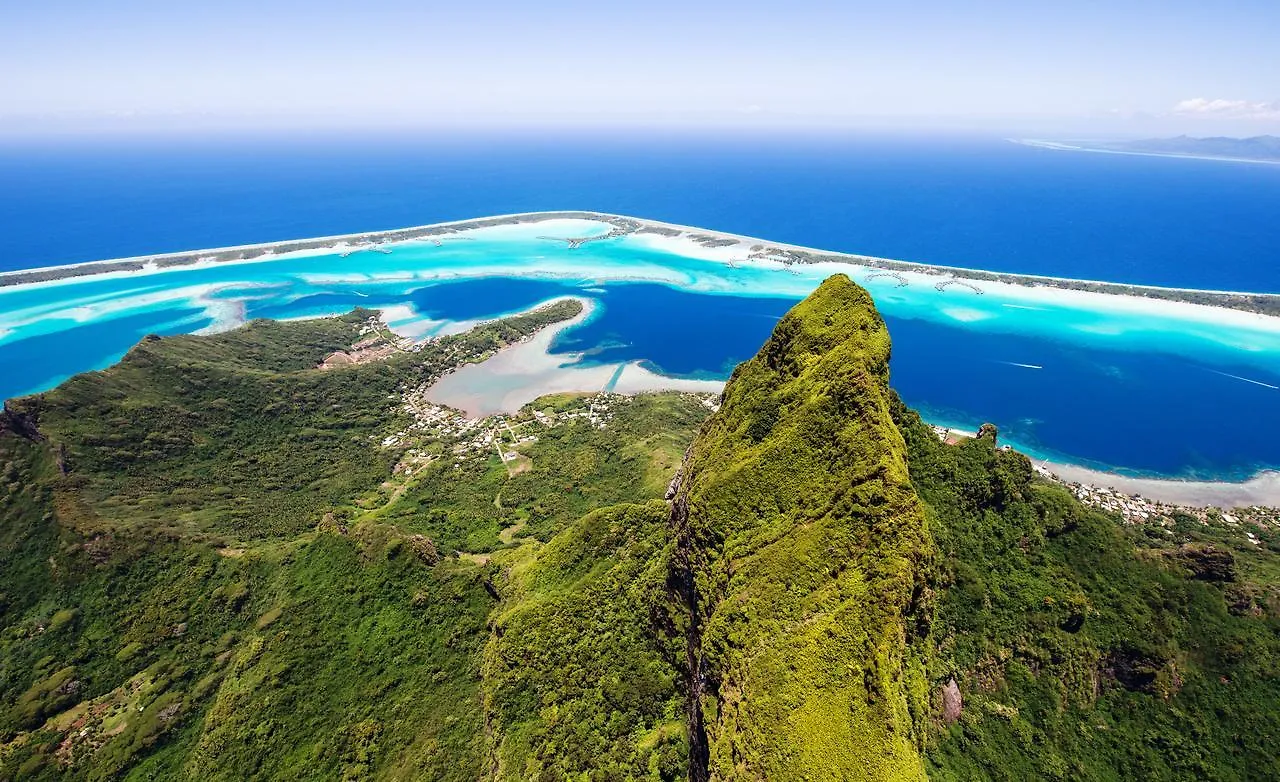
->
(1, 217), (1278, 481)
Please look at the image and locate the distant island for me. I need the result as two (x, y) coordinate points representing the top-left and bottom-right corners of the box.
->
(1017, 135), (1280, 165)
(1102, 135), (1280, 162)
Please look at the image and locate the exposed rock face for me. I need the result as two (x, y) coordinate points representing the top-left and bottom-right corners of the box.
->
(0, 401), (44, 442)
(1171, 543), (1237, 582)
(407, 534), (439, 565)
(157, 703), (182, 723)
(670, 274), (935, 782)
(1225, 584), (1266, 617)
(1101, 647), (1166, 694)
(941, 678), (963, 724)
(664, 462), (685, 500)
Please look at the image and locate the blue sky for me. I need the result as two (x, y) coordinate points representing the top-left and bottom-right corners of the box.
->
(5, 0), (1279, 135)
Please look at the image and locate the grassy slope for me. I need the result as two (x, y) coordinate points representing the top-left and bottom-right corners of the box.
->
(482, 501), (688, 781)
(894, 400), (1280, 781)
(7, 302), (583, 542)
(0, 426), (496, 781)
(671, 274), (935, 781)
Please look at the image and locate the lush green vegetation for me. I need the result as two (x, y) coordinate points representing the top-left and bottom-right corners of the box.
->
(0, 481), (495, 780)
(671, 274), (934, 780)
(483, 501), (687, 781)
(382, 392), (707, 553)
(894, 402), (1280, 781)
(2, 276), (1278, 780)
(6, 301), (581, 542)
(0, 302), (708, 779)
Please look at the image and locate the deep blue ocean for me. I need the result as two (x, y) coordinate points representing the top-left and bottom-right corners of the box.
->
(2, 132), (1279, 290)
(278, 276), (1280, 479)
(1, 132), (1278, 480)
(234, 274), (1280, 478)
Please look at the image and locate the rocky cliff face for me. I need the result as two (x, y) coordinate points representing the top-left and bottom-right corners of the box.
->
(0, 401), (43, 443)
(670, 274), (936, 781)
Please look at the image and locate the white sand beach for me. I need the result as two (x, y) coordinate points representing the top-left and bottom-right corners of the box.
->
(1044, 462), (1280, 508)
(0, 215), (613, 286)
(624, 222), (1280, 337)
(424, 297), (724, 417)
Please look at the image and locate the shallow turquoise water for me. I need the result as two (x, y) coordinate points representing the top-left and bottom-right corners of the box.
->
(1, 221), (1277, 480)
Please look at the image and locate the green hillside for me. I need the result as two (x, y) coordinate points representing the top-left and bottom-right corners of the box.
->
(2, 277), (1276, 780)
(670, 274), (933, 780)
(899, 401), (1280, 781)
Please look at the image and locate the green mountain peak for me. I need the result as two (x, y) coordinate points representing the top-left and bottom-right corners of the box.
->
(672, 273), (932, 779)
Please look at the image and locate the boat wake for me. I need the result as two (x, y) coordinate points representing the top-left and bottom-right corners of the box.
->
(1209, 370), (1279, 390)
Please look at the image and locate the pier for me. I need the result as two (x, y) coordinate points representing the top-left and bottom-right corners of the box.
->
(339, 242), (394, 257)
(537, 233), (621, 249)
(935, 279), (984, 294)
(866, 271), (909, 288)
(539, 219), (639, 250)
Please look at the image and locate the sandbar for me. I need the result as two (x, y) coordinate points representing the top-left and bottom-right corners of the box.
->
(424, 297), (724, 417)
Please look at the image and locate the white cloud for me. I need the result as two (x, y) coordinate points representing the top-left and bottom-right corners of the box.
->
(1172, 98), (1280, 120)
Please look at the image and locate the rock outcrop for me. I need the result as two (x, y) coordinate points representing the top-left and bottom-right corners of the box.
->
(0, 401), (44, 442)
